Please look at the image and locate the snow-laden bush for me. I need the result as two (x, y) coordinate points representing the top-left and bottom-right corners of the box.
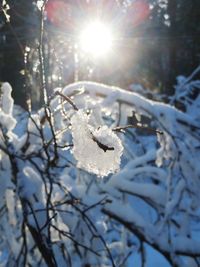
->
(171, 66), (200, 120)
(0, 81), (200, 267)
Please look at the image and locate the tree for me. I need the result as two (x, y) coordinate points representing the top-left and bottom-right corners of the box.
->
(147, 0), (200, 93)
(1, 0), (200, 103)
(0, 0), (39, 108)
(0, 74), (200, 266)
(1, 2), (200, 265)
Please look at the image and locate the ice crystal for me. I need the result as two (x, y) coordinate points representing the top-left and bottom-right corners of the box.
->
(71, 110), (123, 177)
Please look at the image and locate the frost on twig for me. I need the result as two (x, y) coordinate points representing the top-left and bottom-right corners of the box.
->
(71, 110), (123, 177)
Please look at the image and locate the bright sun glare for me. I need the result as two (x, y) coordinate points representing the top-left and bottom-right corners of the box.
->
(79, 21), (113, 58)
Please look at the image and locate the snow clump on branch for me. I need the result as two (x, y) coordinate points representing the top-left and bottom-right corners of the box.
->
(71, 110), (123, 177)
(0, 82), (16, 131)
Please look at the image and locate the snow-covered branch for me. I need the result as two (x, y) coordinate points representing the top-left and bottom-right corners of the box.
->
(0, 80), (200, 267)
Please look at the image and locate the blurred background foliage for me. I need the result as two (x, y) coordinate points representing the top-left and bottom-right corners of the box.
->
(0, 0), (200, 109)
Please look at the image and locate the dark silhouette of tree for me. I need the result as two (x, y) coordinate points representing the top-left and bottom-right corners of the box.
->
(0, 0), (200, 104)
(0, 0), (38, 108)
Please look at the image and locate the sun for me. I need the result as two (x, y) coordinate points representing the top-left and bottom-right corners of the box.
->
(79, 20), (113, 58)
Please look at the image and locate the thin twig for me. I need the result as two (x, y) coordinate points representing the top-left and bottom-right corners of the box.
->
(113, 124), (163, 135)
(38, 0), (48, 105)
(54, 91), (79, 111)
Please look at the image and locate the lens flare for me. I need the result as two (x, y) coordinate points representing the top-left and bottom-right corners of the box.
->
(79, 21), (113, 58)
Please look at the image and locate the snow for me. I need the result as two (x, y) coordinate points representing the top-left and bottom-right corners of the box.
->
(0, 83), (16, 131)
(109, 178), (166, 206)
(1, 82), (14, 115)
(17, 166), (43, 201)
(0, 80), (200, 267)
(71, 110), (123, 177)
